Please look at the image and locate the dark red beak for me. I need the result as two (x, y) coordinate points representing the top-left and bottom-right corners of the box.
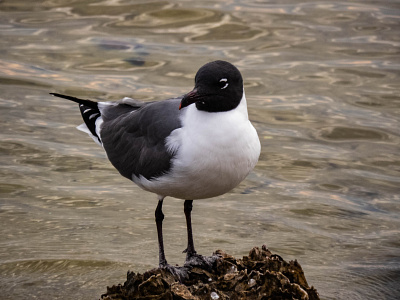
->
(179, 88), (199, 110)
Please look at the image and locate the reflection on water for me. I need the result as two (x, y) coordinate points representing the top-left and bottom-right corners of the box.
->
(1, 0), (400, 299)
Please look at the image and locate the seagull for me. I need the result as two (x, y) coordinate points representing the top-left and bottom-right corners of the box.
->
(50, 60), (261, 271)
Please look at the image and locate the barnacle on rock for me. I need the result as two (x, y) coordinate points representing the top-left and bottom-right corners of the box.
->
(101, 245), (320, 300)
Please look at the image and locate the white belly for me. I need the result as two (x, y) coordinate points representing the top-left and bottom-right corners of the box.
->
(133, 94), (261, 200)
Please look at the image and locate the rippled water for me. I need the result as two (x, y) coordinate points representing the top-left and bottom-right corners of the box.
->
(1, 0), (400, 299)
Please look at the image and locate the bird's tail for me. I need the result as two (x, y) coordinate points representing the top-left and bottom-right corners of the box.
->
(50, 93), (103, 145)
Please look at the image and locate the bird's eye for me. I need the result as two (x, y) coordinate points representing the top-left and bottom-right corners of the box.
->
(219, 78), (229, 89)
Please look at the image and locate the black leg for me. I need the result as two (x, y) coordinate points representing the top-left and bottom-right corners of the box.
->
(183, 200), (218, 271)
(183, 200), (196, 257)
(155, 197), (167, 267)
(154, 198), (192, 282)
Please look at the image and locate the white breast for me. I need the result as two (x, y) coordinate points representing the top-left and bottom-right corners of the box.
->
(133, 93), (261, 200)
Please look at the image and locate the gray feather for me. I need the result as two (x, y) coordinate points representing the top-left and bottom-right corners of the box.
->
(100, 97), (182, 181)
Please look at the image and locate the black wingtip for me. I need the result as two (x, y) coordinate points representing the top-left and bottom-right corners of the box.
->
(50, 92), (72, 99)
(50, 92), (65, 99)
(50, 92), (98, 109)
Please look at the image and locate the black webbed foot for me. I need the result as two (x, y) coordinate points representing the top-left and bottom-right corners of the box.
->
(183, 251), (219, 272)
(159, 263), (190, 282)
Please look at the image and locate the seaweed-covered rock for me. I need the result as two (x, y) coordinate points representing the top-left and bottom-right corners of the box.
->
(101, 245), (319, 300)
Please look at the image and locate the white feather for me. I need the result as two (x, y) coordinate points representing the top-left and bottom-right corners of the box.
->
(76, 100), (117, 147)
(133, 92), (261, 200)
(76, 116), (104, 147)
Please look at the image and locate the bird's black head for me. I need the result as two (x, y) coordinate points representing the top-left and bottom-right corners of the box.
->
(179, 60), (244, 113)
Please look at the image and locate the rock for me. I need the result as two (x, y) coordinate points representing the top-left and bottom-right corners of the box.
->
(101, 245), (320, 300)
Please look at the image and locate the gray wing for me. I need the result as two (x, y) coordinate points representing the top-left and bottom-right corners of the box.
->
(100, 97), (182, 181)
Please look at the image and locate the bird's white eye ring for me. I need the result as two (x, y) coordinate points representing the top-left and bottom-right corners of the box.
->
(219, 78), (229, 89)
